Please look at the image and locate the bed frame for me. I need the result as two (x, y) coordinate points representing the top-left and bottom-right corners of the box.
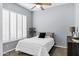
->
(48, 33), (56, 56)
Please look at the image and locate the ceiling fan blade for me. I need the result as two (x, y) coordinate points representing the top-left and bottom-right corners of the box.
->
(33, 3), (52, 5)
(31, 5), (36, 9)
(42, 3), (52, 5)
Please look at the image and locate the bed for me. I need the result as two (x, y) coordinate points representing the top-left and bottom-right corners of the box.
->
(15, 33), (55, 56)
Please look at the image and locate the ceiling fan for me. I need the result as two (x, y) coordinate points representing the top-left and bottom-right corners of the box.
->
(31, 3), (52, 10)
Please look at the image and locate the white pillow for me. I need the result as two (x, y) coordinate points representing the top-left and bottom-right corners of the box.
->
(45, 36), (51, 38)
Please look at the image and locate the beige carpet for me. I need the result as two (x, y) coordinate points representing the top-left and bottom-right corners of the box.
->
(3, 47), (67, 56)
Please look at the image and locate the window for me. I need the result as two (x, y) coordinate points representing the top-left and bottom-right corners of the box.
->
(3, 9), (9, 42)
(10, 11), (16, 40)
(23, 15), (27, 38)
(3, 9), (27, 43)
(17, 14), (22, 39)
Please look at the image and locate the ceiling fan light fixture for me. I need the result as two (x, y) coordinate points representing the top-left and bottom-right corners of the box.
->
(36, 5), (41, 8)
(42, 5), (49, 9)
(31, 3), (52, 10)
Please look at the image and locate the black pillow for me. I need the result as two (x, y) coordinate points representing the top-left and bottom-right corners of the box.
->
(38, 33), (46, 38)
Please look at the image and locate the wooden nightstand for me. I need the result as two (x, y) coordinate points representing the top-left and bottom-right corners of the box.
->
(67, 36), (79, 56)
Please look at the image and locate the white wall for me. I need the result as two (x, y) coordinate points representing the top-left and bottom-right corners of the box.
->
(0, 4), (3, 56)
(75, 3), (79, 30)
(33, 3), (75, 48)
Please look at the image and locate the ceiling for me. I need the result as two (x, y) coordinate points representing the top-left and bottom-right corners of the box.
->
(17, 3), (67, 11)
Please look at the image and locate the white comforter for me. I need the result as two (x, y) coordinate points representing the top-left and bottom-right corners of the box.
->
(15, 37), (54, 56)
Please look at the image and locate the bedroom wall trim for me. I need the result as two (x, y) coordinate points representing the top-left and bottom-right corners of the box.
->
(3, 48), (15, 54)
(3, 39), (21, 44)
(55, 45), (67, 48)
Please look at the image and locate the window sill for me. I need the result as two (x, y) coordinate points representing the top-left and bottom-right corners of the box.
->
(3, 39), (22, 44)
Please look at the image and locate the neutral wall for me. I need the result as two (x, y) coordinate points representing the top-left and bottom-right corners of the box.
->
(0, 4), (3, 56)
(33, 3), (75, 48)
(3, 3), (33, 53)
(75, 3), (79, 30)
(3, 40), (19, 54)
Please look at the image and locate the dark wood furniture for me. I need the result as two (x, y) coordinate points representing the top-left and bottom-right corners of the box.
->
(29, 27), (36, 37)
(67, 36), (79, 56)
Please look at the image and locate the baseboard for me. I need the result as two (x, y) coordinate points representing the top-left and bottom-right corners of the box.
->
(3, 48), (15, 54)
(55, 45), (67, 48)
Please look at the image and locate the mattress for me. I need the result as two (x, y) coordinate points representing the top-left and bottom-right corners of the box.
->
(15, 37), (54, 56)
